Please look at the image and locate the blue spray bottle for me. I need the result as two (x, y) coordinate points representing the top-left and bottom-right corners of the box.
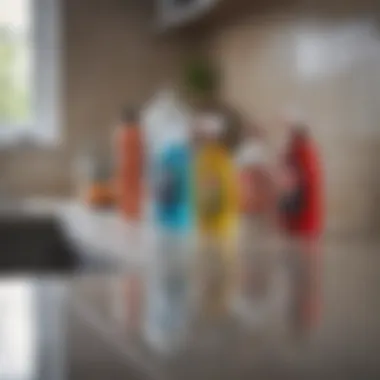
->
(153, 126), (193, 233)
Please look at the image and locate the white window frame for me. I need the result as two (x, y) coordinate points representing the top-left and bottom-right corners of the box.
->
(0, 0), (62, 146)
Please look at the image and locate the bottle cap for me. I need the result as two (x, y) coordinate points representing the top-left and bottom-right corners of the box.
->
(197, 113), (226, 139)
(237, 141), (268, 167)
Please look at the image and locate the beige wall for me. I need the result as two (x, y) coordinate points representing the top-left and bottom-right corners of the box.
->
(204, 8), (380, 235)
(0, 0), (189, 197)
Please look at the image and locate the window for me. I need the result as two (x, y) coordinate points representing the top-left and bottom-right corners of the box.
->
(0, 0), (61, 145)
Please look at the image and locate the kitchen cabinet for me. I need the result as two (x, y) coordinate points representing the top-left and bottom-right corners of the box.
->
(155, 0), (265, 33)
(156, 0), (219, 29)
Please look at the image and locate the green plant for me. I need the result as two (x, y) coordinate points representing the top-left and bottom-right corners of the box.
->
(183, 58), (219, 99)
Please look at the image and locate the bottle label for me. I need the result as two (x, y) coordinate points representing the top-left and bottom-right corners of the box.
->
(156, 166), (182, 208)
(240, 169), (272, 214)
(200, 174), (224, 218)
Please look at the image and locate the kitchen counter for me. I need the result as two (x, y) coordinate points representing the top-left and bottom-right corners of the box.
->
(67, 239), (380, 380)
(0, 239), (380, 379)
(1, 199), (380, 379)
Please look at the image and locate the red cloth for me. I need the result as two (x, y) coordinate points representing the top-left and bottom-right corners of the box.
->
(283, 137), (323, 237)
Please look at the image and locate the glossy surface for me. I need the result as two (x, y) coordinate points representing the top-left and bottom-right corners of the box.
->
(68, 237), (380, 379)
(1, 238), (379, 379)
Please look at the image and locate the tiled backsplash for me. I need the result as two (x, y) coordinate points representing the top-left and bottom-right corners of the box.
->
(203, 9), (380, 235)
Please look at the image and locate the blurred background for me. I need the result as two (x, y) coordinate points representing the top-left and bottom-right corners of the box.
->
(0, 0), (379, 236)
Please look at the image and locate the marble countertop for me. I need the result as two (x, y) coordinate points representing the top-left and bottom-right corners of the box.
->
(66, 240), (380, 380)
(0, 231), (379, 379)
(0, 199), (379, 379)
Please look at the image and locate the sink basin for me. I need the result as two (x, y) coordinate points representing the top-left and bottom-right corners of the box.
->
(0, 215), (79, 273)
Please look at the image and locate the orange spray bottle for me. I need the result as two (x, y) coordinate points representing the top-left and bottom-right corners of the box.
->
(114, 108), (144, 220)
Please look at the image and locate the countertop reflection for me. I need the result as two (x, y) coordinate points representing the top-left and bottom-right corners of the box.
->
(67, 236), (380, 380)
(0, 278), (66, 380)
(0, 236), (379, 380)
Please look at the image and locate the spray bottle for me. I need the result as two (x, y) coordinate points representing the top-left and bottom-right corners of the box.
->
(194, 113), (238, 317)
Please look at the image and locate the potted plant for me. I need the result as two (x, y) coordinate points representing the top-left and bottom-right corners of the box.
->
(182, 57), (242, 149)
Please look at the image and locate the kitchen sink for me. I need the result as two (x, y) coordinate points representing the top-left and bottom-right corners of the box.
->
(0, 214), (79, 273)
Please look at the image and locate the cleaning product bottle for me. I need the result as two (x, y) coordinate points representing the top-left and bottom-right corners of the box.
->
(114, 108), (144, 220)
(153, 128), (193, 233)
(195, 113), (238, 239)
(233, 134), (274, 328)
(236, 137), (272, 215)
(142, 90), (193, 233)
(235, 134), (274, 259)
(77, 143), (114, 208)
(195, 113), (239, 317)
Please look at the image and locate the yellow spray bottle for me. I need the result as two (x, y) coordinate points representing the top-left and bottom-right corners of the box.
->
(194, 113), (239, 317)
